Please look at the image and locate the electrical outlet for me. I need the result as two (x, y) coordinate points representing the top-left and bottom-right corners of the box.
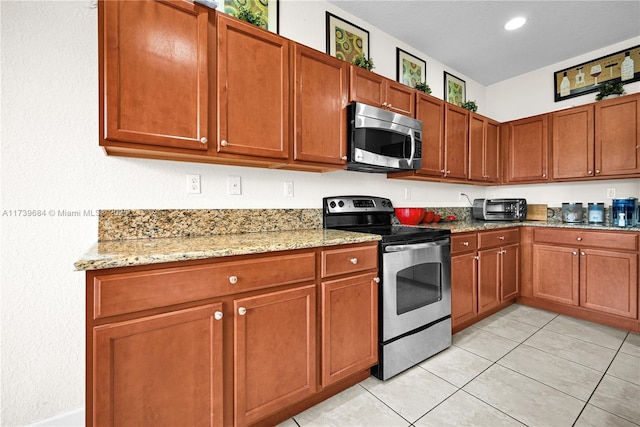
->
(227, 176), (242, 195)
(607, 188), (616, 198)
(187, 174), (201, 194)
(404, 187), (411, 200)
(284, 181), (294, 197)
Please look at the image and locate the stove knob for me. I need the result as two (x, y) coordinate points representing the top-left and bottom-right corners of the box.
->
(338, 201), (345, 207)
(329, 201), (336, 208)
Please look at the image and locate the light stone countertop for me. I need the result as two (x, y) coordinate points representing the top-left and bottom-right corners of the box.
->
(414, 219), (640, 233)
(75, 229), (381, 271)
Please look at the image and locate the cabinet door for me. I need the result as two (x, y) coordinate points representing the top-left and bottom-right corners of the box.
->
(579, 249), (638, 318)
(444, 103), (469, 179)
(234, 285), (316, 426)
(451, 252), (478, 327)
(595, 94), (640, 176)
(532, 244), (579, 306)
(349, 66), (385, 107)
(500, 244), (520, 300)
(484, 119), (500, 182)
(385, 80), (416, 116)
(507, 115), (549, 182)
(217, 14), (289, 159)
(321, 273), (378, 387)
(552, 105), (595, 179)
(416, 93), (445, 177)
(468, 113), (485, 181)
(292, 44), (348, 165)
(93, 304), (224, 427)
(101, 0), (209, 150)
(477, 248), (501, 313)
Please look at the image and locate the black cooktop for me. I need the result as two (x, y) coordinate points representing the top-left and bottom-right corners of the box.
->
(323, 196), (450, 244)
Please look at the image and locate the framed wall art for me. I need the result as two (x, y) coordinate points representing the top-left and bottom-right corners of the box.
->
(326, 12), (370, 64)
(444, 72), (465, 106)
(396, 48), (426, 88)
(220, 0), (279, 33)
(554, 45), (640, 102)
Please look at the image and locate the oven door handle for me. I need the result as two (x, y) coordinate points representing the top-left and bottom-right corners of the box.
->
(385, 240), (449, 252)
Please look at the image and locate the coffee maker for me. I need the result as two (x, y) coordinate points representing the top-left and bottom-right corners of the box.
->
(611, 198), (638, 227)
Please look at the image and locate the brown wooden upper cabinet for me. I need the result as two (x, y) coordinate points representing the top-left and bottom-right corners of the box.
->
(504, 114), (549, 183)
(217, 14), (289, 160)
(443, 103), (469, 179)
(469, 112), (500, 183)
(290, 43), (349, 168)
(552, 93), (640, 180)
(349, 66), (415, 117)
(100, 0), (210, 151)
(414, 93), (446, 177)
(595, 93), (640, 177)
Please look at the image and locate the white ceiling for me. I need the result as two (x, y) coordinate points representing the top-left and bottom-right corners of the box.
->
(325, 0), (640, 85)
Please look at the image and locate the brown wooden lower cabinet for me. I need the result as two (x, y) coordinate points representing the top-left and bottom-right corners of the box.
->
(86, 243), (379, 427)
(523, 227), (639, 332)
(451, 230), (519, 332)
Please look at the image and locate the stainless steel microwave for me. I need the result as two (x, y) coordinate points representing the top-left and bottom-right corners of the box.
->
(347, 102), (422, 173)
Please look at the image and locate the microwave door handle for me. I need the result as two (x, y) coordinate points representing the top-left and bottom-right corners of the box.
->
(407, 128), (416, 166)
(385, 240), (449, 252)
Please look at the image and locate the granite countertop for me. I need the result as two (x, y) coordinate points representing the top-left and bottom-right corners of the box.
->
(414, 219), (640, 233)
(75, 229), (381, 271)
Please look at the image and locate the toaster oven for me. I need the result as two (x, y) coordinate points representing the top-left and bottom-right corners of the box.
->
(473, 198), (528, 221)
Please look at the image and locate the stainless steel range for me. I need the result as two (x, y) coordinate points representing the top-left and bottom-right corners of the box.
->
(323, 196), (452, 380)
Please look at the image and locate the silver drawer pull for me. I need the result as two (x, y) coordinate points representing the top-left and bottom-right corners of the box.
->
(350, 258), (358, 265)
(462, 241), (469, 246)
(498, 236), (505, 240)
(577, 237), (582, 241)
(229, 275), (238, 284)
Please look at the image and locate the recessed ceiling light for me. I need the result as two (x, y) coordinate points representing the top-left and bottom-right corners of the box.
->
(504, 16), (527, 31)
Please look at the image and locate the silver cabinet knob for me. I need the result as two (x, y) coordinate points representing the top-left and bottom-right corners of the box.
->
(588, 170), (593, 174)
(238, 307), (247, 316)
(373, 277), (380, 283)
(572, 251), (578, 255)
(474, 255), (479, 260)
(200, 137), (208, 144)
(229, 275), (238, 284)
(577, 237), (582, 241)
(214, 311), (223, 320)
(498, 236), (505, 240)
(542, 173), (547, 178)
(381, 102), (388, 107)
(388, 104), (392, 108)
(581, 251), (586, 256)
(595, 169), (600, 174)
(350, 258), (358, 265)
(462, 241), (469, 246)
(341, 156), (347, 161)
(221, 140), (228, 147)
(446, 170), (451, 174)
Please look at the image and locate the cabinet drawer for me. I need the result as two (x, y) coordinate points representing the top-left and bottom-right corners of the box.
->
(322, 244), (378, 278)
(477, 228), (520, 249)
(534, 228), (639, 251)
(93, 252), (316, 319)
(451, 233), (478, 255)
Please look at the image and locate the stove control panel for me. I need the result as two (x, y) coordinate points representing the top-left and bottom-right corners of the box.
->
(324, 196), (395, 214)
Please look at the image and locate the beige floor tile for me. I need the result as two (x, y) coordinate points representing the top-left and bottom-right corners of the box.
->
(498, 344), (602, 400)
(463, 365), (584, 426)
(275, 418), (299, 427)
(574, 404), (639, 427)
(524, 329), (617, 372)
(473, 315), (541, 342)
(607, 352), (640, 386)
(589, 374), (640, 424)
(496, 303), (558, 328)
(414, 390), (525, 427)
(293, 384), (408, 427)
(620, 332), (640, 357)
(543, 315), (628, 350)
(453, 327), (519, 362)
(360, 366), (457, 423)
(419, 345), (492, 387)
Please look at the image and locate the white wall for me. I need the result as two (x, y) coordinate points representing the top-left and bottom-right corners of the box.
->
(1, 1), (638, 426)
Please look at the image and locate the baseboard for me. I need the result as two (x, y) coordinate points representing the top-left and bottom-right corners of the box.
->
(29, 407), (84, 427)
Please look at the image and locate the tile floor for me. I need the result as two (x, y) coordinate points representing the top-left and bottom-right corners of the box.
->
(278, 304), (640, 427)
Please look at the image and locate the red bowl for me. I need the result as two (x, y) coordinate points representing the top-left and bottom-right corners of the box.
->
(395, 208), (425, 225)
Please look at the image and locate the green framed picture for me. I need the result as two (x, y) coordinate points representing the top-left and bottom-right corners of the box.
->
(221, 0), (278, 33)
(444, 71), (465, 107)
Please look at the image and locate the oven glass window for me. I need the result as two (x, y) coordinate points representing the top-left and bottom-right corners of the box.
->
(355, 129), (410, 158)
(396, 262), (442, 315)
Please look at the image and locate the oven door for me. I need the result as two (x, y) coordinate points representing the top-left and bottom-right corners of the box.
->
(381, 239), (451, 342)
